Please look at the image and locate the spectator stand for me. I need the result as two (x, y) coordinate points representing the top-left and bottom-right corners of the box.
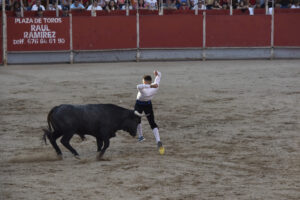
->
(2, 1), (300, 64)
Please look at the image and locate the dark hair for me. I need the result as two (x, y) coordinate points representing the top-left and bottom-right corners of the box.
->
(143, 75), (152, 82)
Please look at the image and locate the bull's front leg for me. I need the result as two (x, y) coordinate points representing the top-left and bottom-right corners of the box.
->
(98, 138), (110, 160)
(96, 137), (103, 152)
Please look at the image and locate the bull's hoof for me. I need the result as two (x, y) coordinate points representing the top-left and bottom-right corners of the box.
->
(96, 152), (107, 161)
(74, 155), (81, 160)
(57, 154), (63, 160)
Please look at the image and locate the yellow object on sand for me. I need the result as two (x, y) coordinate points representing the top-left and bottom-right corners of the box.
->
(159, 146), (165, 155)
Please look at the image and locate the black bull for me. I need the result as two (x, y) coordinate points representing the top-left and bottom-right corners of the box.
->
(43, 104), (142, 159)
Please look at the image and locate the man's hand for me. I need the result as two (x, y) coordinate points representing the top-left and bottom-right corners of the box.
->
(154, 70), (158, 76)
(150, 84), (158, 88)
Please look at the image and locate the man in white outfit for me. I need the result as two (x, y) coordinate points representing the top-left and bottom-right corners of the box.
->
(135, 70), (163, 151)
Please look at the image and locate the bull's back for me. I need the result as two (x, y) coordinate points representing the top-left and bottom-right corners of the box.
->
(49, 104), (128, 133)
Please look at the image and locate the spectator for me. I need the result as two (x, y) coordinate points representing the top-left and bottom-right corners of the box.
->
(105, 0), (118, 11)
(219, 0), (229, 9)
(179, 1), (189, 9)
(62, 5), (69, 16)
(32, 0), (46, 10)
(71, 0), (85, 9)
(97, 0), (107, 7)
(87, 0), (103, 9)
(212, 0), (222, 9)
(145, 0), (158, 9)
(48, 0), (62, 10)
(280, 0), (291, 8)
(291, 0), (300, 7)
(12, 1), (22, 11)
(206, 0), (214, 9)
(237, 0), (249, 13)
(37, 6), (44, 16)
(117, 0), (125, 9)
(137, 0), (147, 8)
(164, 0), (177, 9)
(61, 0), (71, 9)
(199, 0), (207, 9)
(15, 7), (22, 17)
(27, 0), (36, 10)
(83, 0), (90, 9)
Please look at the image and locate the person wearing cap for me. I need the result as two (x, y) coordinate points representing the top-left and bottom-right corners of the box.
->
(31, 0), (46, 10)
(134, 70), (164, 152)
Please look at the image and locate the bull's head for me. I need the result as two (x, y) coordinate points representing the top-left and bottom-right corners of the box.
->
(122, 110), (144, 137)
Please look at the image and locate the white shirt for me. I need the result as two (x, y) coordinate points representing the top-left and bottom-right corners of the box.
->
(136, 71), (161, 101)
(31, 5), (46, 11)
(87, 5), (103, 10)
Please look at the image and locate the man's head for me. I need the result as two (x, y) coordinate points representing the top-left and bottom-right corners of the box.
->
(143, 75), (152, 84)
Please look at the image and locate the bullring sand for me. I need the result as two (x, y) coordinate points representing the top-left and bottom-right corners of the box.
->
(0, 60), (299, 200)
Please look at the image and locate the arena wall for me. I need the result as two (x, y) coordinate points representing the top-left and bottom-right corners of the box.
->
(2, 9), (300, 64)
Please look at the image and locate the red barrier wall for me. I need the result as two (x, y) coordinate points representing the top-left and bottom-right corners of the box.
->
(274, 13), (300, 46)
(206, 15), (271, 47)
(7, 17), (70, 51)
(140, 15), (203, 48)
(72, 16), (136, 50)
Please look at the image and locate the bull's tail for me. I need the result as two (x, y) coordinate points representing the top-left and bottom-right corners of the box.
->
(42, 107), (56, 145)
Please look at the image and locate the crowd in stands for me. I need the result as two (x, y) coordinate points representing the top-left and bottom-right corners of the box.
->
(6, 0), (300, 16)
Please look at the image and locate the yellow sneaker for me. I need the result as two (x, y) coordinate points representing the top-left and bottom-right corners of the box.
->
(157, 141), (165, 155)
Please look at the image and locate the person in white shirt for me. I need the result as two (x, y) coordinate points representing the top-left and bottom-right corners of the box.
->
(135, 70), (164, 152)
(31, 0), (46, 11)
(87, 0), (103, 10)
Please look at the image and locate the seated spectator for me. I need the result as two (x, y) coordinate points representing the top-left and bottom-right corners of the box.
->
(199, 0), (207, 9)
(62, 5), (70, 16)
(48, 0), (62, 10)
(237, 0), (249, 12)
(145, 0), (158, 9)
(164, 0), (177, 9)
(179, 1), (189, 9)
(137, 0), (147, 8)
(97, 0), (107, 8)
(280, 0), (291, 8)
(61, 0), (71, 10)
(291, 0), (300, 7)
(70, 0), (85, 9)
(206, 0), (214, 9)
(118, 0), (126, 9)
(27, 0), (36, 10)
(219, 0), (229, 9)
(31, 0), (46, 10)
(87, 0), (103, 9)
(15, 7), (22, 17)
(212, 0), (222, 9)
(105, 0), (118, 11)
(12, 1), (22, 11)
(37, 6), (44, 16)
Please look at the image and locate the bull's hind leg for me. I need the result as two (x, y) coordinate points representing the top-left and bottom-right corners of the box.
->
(44, 130), (63, 157)
(60, 133), (80, 159)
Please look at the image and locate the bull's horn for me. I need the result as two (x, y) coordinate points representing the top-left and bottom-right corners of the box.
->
(134, 111), (143, 117)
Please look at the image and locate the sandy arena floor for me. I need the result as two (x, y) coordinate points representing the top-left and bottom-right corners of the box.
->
(0, 60), (299, 200)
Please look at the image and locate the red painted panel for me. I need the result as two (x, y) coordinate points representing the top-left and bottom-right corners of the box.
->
(206, 15), (271, 47)
(274, 13), (300, 46)
(72, 16), (136, 50)
(7, 17), (70, 51)
(140, 15), (203, 48)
